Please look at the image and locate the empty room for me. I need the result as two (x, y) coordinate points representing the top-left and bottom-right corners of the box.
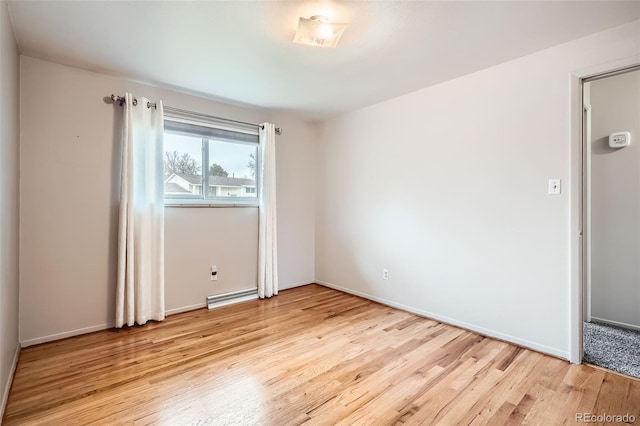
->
(1, 0), (640, 424)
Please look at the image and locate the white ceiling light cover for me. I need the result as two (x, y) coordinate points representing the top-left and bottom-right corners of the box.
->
(293, 15), (347, 48)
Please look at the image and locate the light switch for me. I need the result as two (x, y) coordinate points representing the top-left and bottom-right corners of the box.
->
(548, 179), (561, 195)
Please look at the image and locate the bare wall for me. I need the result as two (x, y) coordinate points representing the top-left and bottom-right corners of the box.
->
(589, 70), (640, 329)
(19, 56), (315, 345)
(315, 20), (640, 359)
(0, 0), (20, 415)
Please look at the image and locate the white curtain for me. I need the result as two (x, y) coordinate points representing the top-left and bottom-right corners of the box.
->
(258, 123), (278, 298)
(116, 93), (165, 327)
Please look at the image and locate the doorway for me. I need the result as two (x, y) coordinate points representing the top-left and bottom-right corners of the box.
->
(582, 66), (640, 378)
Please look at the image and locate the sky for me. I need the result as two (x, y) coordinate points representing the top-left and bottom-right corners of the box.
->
(165, 133), (256, 179)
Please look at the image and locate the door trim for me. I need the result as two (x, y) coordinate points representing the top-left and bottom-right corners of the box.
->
(570, 58), (640, 364)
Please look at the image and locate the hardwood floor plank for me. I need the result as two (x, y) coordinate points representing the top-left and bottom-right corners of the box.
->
(4, 284), (639, 425)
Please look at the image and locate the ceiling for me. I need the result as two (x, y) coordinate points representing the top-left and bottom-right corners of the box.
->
(7, 1), (640, 120)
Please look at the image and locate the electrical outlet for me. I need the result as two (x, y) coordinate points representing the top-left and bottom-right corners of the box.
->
(383, 269), (389, 280)
(548, 178), (561, 195)
(211, 265), (217, 281)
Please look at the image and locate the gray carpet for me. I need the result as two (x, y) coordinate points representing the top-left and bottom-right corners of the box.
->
(583, 321), (640, 379)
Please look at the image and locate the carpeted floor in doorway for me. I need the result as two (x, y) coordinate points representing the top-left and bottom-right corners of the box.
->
(583, 321), (640, 379)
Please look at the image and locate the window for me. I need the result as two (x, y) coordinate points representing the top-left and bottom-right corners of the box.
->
(163, 111), (259, 206)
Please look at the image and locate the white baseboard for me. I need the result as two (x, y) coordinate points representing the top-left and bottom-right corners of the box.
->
(21, 322), (114, 347)
(590, 317), (640, 332)
(1, 343), (20, 420)
(166, 302), (206, 316)
(316, 280), (570, 361)
(21, 298), (240, 347)
(20, 295), (263, 347)
(280, 281), (313, 290)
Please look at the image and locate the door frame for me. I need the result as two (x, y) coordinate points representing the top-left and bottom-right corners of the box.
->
(569, 59), (640, 364)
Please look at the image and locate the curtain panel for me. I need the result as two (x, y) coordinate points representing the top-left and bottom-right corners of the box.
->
(116, 92), (166, 327)
(258, 123), (278, 298)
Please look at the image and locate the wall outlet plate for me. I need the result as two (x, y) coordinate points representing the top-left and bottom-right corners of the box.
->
(609, 131), (631, 148)
(548, 178), (561, 195)
(211, 265), (217, 281)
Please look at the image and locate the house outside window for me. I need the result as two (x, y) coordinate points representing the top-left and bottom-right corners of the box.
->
(163, 110), (259, 206)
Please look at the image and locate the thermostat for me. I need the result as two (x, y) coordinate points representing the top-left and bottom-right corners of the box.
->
(609, 131), (631, 148)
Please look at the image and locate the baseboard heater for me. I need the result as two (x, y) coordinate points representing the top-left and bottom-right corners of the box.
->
(207, 288), (258, 309)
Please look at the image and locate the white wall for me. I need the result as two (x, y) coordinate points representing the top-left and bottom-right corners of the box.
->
(0, 0), (20, 416)
(315, 20), (640, 359)
(589, 70), (640, 330)
(19, 56), (315, 345)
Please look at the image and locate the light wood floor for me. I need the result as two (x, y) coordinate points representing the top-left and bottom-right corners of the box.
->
(4, 284), (639, 425)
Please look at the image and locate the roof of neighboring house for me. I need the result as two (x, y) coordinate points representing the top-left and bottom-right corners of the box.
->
(164, 182), (191, 194)
(172, 173), (255, 187)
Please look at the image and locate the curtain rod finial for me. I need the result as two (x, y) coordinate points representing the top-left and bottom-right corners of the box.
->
(110, 94), (126, 106)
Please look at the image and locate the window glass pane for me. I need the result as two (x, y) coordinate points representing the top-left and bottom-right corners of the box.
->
(164, 133), (203, 197)
(207, 139), (257, 199)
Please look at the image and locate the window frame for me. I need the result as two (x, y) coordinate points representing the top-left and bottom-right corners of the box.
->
(163, 112), (260, 207)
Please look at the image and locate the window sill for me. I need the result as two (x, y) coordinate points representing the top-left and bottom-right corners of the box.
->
(164, 202), (259, 208)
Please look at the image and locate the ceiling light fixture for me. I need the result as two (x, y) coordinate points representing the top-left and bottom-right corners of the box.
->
(293, 15), (347, 48)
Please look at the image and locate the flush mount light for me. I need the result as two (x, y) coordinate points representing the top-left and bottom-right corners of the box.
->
(293, 15), (347, 48)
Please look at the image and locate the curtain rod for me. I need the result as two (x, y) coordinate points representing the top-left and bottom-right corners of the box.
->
(110, 94), (282, 135)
